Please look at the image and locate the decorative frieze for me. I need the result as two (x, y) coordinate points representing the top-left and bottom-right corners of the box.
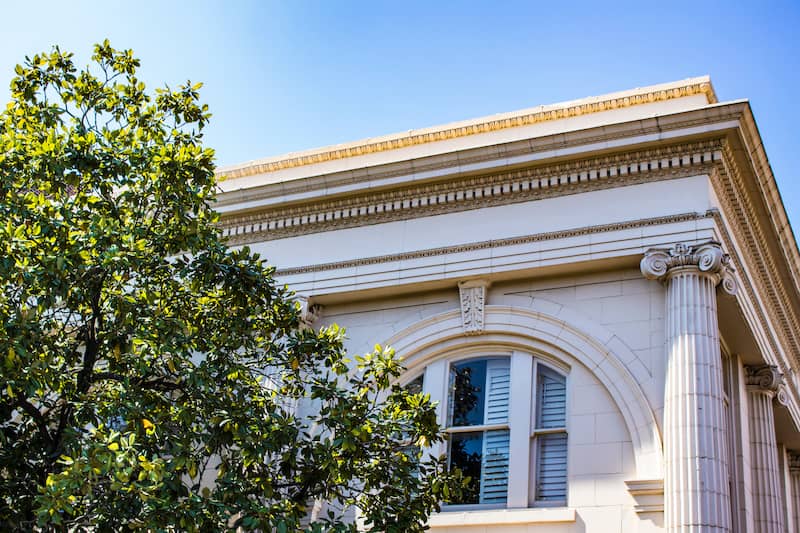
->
(218, 79), (716, 180)
(221, 141), (722, 244)
(458, 280), (490, 335)
(277, 211), (713, 277)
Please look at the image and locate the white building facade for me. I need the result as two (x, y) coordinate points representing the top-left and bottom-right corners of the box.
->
(216, 78), (800, 532)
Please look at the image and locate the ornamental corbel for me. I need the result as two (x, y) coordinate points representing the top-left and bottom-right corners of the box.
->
(458, 279), (491, 335)
(297, 295), (323, 329)
(640, 241), (737, 295)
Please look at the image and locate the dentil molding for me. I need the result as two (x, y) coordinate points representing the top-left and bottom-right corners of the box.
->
(220, 140), (722, 244)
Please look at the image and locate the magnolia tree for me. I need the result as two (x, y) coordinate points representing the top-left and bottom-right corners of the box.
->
(0, 42), (459, 531)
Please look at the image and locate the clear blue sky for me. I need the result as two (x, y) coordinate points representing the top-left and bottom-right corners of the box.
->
(1, 1), (798, 232)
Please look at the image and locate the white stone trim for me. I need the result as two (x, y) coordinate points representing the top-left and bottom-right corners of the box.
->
(428, 506), (576, 527)
(220, 141), (721, 243)
(625, 479), (665, 514)
(645, 242), (732, 531)
(385, 304), (663, 480)
(746, 365), (786, 532)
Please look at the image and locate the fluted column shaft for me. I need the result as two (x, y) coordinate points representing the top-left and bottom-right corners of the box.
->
(642, 242), (736, 533)
(789, 454), (800, 533)
(746, 366), (785, 533)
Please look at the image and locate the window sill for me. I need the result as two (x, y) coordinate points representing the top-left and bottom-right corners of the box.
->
(428, 507), (576, 527)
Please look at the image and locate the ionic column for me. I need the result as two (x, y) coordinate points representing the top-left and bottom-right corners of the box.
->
(641, 242), (736, 533)
(789, 452), (800, 533)
(745, 365), (786, 532)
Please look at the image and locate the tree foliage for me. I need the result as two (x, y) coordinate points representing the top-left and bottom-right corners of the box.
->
(0, 42), (458, 531)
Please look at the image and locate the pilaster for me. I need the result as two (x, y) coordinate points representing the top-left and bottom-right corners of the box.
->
(745, 365), (785, 533)
(789, 453), (800, 533)
(641, 241), (736, 532)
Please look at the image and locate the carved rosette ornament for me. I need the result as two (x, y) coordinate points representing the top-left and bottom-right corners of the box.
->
(640, 241), (737, 294)
(458, 279), (491, 335)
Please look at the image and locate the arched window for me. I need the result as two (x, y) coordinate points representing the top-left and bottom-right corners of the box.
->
(404, 352), (568, 509)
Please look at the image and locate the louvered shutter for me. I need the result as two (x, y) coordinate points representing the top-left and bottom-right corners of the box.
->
(480, 429), (510, 503)
(536, 367), (566, 428)
(485, 359), (510, 424)
(535, 367), (567, 502)
(480, 359), (510, 503)
(535, 433), (567, 501)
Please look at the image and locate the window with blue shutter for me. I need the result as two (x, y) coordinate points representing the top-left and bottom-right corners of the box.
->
(446, 357), (510, 505)
(419, 353), (569, 510)
(532, 365), (568, 504)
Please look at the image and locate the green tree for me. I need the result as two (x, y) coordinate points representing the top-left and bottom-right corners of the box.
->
(0, 42), (458, 531)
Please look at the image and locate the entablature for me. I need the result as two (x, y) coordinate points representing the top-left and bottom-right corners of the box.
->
(215, 91), (800, 433)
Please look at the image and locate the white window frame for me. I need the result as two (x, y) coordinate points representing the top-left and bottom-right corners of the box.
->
(405, 349), (569, 510)
(529, 360), (568, 507)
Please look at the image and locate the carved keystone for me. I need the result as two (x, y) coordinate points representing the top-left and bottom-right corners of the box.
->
(458, 279), (491, 335)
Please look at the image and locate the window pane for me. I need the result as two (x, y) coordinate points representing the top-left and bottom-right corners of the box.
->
(405, 374), (424, 395)
(448, 360), (487, 427)
(536, 366), (566, 429)
(535, 432), (568, 502)
(449, 430), (510, 505)
(449, 432), (483, 504)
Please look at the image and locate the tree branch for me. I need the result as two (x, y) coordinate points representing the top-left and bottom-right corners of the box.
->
(13, 393), (53, 449)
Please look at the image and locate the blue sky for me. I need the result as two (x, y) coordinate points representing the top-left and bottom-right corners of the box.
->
(1, 1), (798, 231)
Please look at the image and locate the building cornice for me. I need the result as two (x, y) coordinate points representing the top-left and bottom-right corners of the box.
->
(709, 151), (800, 421)
(217, 77), (716, 181)
(220, 139), (722, 244)
(216, 95), (735, 211)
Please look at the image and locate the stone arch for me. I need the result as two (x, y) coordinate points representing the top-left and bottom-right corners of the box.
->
(384, 300), (663, 480)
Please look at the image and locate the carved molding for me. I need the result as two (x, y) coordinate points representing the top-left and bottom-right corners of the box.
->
(458, 280), (491, 335)
(625, 479), (664, 514)
(221, 140), (722, 244)
(776, 385), (791, 408)
(275, 211), (712, 276)
(296, 296), (323, 329)
(745, 365), (783, 394)
(708, 146), (800, 412)
(218, 79), (716, 180)
(216, 112), (742, 214)
(640, 241), (737, 295)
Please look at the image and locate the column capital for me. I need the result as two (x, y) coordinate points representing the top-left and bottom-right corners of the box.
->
(640, 241), (737, 294)
(745, 365), (784, 395)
